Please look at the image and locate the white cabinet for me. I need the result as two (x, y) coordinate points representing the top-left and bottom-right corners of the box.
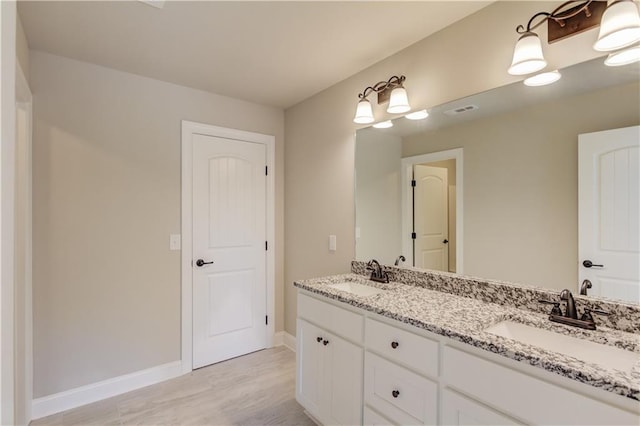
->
(296, 290), (639, 426)
(442, 346), (639, 425)
(296, 293), (364, 426)
(441, 389), (522, 425)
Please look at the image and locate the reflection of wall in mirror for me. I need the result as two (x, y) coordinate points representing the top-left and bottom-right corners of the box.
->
(355, 131), (402, 264)
(402, 81), (640, 291)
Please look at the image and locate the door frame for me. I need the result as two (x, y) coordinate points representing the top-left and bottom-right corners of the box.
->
(181, 120), (275, 373)
(15, 62), (33, 424)
(401, 148), (464, 274)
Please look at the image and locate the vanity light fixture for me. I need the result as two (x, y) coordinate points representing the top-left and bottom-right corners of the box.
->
(353, 75), (411, 124)
(524, 70), (563, 86)
(373, 120), (394, 129)
(405, 109), (430, 120)
(594, 0), (640, 51)
(604, 44), (640, 64)
(509, 1), (640, 76)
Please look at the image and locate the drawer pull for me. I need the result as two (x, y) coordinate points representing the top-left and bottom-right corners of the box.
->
(323, 340), (329, 346)
(391, 341), (399, 349)
(392, 390), (400, 398)
(316, 336), (323, 343)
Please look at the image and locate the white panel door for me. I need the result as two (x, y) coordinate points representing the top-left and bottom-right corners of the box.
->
(579, 126), (640, 303)
(414, 165), (449, 271)
(192, 134), (267, 368)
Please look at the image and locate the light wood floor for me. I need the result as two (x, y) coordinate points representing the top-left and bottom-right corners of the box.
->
(31, 346), (316, 426)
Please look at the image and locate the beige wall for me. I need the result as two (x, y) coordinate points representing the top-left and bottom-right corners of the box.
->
(403, 82), (640, 290)
(16, 13), (29, 80)
(283, 1), (606, 336)
(355, 131), (402, 264)
(30, 51), (285, 397)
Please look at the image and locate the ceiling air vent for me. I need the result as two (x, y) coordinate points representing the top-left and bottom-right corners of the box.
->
(443, 104), (479, 116)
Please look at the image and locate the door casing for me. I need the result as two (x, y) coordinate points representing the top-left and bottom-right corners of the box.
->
(181, 120), (275, 373)
(401, 148), (464, 274)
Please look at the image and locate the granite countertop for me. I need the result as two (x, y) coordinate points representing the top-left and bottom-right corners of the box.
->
(294, 273), (640, 401)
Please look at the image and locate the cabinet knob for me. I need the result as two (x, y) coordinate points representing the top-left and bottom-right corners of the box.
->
(316, 337), (323, 343)
(323, 340), (329, 346)
(392, 390), (400, 398)
(391, 341), (399, 349)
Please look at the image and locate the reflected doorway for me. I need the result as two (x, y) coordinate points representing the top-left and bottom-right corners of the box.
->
(402, 148), (463, 273)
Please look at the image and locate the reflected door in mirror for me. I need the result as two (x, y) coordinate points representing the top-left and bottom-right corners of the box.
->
(579, 126), (640, 303)
(414, 165), (449, 271)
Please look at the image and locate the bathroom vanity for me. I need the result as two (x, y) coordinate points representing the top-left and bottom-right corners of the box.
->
(294, 263), (640, 425)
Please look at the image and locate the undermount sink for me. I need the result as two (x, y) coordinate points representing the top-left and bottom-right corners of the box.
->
(485, 321), (639, 373)
(327, 281), (385, 297)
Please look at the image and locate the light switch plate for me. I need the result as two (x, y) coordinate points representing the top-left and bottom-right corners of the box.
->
(170, 234), (181, 251)
(329, 235), (337, 251)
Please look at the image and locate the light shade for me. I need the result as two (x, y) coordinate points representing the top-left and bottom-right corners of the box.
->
(524, 70), (562, 86)
(405, 109), (429, 120)
(594, 0), (640, 51)
(508, 32), (547, 75)
(373, 120), (393, 129)
(604, 45), (640, 66)
(387, 87), (411, 113)
(353, 99), (374, 124)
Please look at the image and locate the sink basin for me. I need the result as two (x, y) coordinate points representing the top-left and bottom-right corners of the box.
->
(327, 282), (385, 297)
(485, 321), (639, 373)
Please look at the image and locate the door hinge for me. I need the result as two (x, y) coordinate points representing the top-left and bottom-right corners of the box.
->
(411, 179), (416, 187)
(265, 166), (268, 176)
(411, 232), (417, 240)
(265, 241), (268, 251)
(265, 315), (268, 325)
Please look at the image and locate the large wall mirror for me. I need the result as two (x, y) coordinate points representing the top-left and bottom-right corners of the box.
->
(355, 56), (639, 303)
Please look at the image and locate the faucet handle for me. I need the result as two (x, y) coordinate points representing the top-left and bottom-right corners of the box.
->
(538, 299), (562, 316)
(580, 308), (610, 322)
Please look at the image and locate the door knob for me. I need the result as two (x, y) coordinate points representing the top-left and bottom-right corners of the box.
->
(582, 260), (603, 268)
(443, 239), (449, 244)
(195, 259), (214, 267)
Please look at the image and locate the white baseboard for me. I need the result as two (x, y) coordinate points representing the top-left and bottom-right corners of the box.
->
(273, 331), (296, 352)
(32, 360), (183, 420)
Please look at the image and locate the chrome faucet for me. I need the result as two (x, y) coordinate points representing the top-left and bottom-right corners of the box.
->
(394, 255), (406, 266)
(366, 259), (390, 283)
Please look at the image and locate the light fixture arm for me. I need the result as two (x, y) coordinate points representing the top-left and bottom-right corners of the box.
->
(357, 75), (406, 100)
(516, 0), (598, 34)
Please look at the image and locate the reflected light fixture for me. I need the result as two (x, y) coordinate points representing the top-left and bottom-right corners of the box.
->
(604, 44), (640, 65)
(509, 1), (640, 77)
(373, 120), (394, 129)
(353, 75), (411, 124)
(594, 0), (640, 51)
(524, 70), (562, 86)
(405, 109), (429, 120)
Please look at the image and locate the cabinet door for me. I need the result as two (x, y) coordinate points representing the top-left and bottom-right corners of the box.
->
(325, 332), (364, 426)
(442, 389), (521, 425)
(296, 319), (325, 418)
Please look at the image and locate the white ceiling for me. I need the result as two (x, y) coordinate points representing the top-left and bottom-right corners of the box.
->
(18, 1), (492, 109)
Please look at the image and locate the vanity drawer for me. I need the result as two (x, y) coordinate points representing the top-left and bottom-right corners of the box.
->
(366, 318), (439, 378)
(443, 346), (639, 425)
(297, 293), (363, 344)
(364, 352), (437, 425)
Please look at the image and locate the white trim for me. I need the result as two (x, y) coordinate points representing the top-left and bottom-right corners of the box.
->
(31, 361), (182, 420)
(401, 148), (464, 274)
(15, 61), (33, 425)
(1, 3), (17, 424)
(273, 331), (296, 352)
(283, 332), (297, 352)
(181, 121), (276, 374)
